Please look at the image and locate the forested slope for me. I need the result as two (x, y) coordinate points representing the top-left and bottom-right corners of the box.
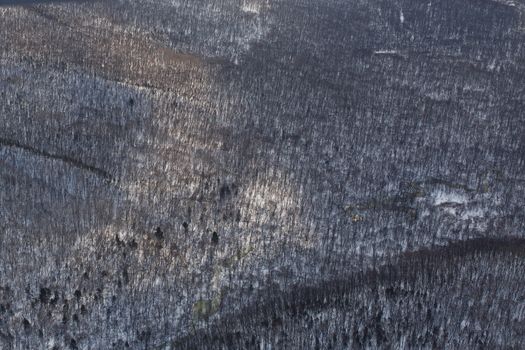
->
(0, 0), (524, 348)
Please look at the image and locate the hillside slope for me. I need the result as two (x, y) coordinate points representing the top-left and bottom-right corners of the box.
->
(0, 0), (524, 348)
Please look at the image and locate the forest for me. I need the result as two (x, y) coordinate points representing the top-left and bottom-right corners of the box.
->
(0, 0), (524, 348)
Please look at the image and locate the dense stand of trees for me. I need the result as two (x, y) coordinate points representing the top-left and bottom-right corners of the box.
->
(0, 0), (524, 348)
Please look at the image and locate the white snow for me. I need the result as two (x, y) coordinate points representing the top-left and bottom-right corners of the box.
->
(374, 50), (400, 55)
(461, 208), (485, 220)
(242, 2), (261, 14)
(432, 190), (469, 206)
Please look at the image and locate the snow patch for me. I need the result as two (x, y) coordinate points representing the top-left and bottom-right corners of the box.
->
(241, 1), (261, 14)
(443, 207), (457, 216)
(374, 50), (400, 55)
(461, 208), (485, 220)
(432, 190), (469, 206)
